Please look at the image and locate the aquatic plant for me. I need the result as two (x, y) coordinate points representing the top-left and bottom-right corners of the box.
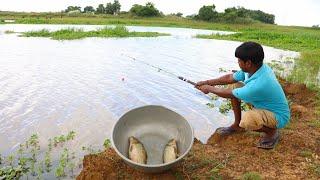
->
(36, 162), (44, 179)
(23, 29), (51, 37)
(44, 151), (51, 172)
(218, 67), (228, 73)
(206, 102), (215, 108)
(103, 139), (111, 149)
(210, 94), (219, 101)
(21, 26), (169, 40)
(55, 148), (69, 178)
(4, 30), (15, 34)
(53, 131), (76, 147)
(0, 131), (81, 179)
(206, 92), (250, 114)
(218, 99), (250, 115)
(82, 145), (99, 154)
(66, 131), (76, 141)
(0, 165), (28, 179)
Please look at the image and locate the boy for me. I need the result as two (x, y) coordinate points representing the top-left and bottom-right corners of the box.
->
(196, 41), (290, 149)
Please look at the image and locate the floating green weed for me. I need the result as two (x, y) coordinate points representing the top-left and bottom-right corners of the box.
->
(218, 67), (228, 73)
(103, 139), (111, 149)
(4, 30), (15, 34)
(21, 26), (169, 40)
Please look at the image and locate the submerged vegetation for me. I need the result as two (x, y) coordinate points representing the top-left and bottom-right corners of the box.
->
(207, 93), (251, 114)
(21, 25), (169, 40)
(0, 131), (110, 179)
(4, 30), (14, 34)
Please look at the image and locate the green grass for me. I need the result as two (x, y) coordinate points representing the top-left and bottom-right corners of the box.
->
(21, 26), (169, 40)
(287, 51), (320, 91)
(300, 149), (313, 158)
(197, 28), (320, 91)
(242, 171), (262, 180)
(308, 119), (320, 128)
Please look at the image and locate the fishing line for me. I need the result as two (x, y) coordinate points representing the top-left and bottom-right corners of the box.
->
(121, 53), (237, 104)
(121, 53), (197, 85)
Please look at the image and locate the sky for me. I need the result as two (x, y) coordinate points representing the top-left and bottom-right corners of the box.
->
(0, 0), (319, 27)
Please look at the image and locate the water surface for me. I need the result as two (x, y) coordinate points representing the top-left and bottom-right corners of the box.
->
(0, 24), (299, 157)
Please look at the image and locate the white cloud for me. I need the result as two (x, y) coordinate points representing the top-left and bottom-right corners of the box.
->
(0, 0), (319, 26)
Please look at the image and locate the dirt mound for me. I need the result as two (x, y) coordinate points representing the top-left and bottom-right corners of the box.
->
(77, 81), (320, 179)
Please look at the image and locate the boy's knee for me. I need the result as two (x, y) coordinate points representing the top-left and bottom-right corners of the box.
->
(239, 110), (263, 130)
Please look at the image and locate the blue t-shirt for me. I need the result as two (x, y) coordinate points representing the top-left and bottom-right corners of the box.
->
(232, 64), (290, 128)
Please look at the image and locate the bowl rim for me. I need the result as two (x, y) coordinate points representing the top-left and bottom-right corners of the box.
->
(111, 105), (194, 168)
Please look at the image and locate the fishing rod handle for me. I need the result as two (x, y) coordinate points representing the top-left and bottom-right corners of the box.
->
(178, 76), (196, 85)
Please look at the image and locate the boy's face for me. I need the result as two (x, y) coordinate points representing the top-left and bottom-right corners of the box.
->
(237, 58), (252, 72)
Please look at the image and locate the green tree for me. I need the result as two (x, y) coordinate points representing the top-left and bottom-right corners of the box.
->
(130, 2), (160, 17)
(96, 4), (105, 14)
(130, 4), (143, 15)
(176, 12), (183, 17)
(105, 2), (114, 14)
(224, 7), (248, 18)
(248, 10), (275, 24)
(105, 0), (121, 15)
(83, 6), (95, 13)
(312, 24), (320, 29)
(198, 5), (218, 21)
(113, 0), (121, 15)
(224, 7), (275, 24)
(65, 6), (81, 13)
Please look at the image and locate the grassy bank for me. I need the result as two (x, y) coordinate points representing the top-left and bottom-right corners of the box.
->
(20, 26), (168, 40)
(197, 29), (320, 90)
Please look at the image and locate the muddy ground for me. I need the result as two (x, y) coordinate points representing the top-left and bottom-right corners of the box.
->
(77, 81), (320, 179)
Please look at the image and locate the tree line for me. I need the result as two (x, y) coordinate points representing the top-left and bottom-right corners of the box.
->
(193, 5), (275, 24)
(64, 1), (275, 24)
(64, 1), (160, 17)
(65, 0), (121, 15)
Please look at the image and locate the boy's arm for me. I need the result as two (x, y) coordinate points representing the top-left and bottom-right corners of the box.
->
(196, 73), (237, 87)
(197, 85), (235, 98)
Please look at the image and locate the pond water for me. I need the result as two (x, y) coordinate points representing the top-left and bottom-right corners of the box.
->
(0, 24), (299, 158)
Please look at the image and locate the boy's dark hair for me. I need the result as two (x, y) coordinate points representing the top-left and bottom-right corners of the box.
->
(235, 41), (264, 67)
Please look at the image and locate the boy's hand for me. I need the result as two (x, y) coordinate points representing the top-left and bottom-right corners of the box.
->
(195, 80), (208, 87)
(197, 85), (212, 94)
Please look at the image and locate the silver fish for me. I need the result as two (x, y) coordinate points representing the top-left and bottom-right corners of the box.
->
(128, 136), (147, 164)
(163, 139), (178, 163)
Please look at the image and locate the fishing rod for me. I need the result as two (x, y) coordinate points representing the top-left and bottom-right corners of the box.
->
(121, 53), (237, 90)
(121, 53), (197, 86)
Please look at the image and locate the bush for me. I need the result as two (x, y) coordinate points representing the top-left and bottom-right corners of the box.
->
(198, 5), (218, 21)
(130, 2), (160, 17)
(195, 4), (275, 24)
